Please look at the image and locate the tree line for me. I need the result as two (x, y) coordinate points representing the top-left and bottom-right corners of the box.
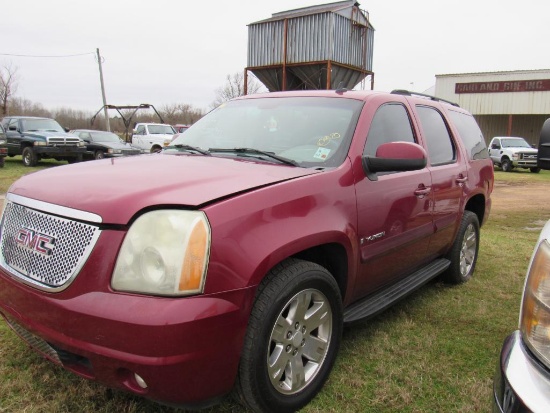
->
(1, 62), (264, 133)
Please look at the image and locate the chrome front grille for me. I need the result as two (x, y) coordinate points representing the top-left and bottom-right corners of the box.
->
(520, 153), (537, 160)
(0, 199), (101, 291)
(47, 137), (81, 146)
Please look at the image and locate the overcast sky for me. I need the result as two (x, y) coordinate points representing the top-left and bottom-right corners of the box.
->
(2, 0), (549, 114)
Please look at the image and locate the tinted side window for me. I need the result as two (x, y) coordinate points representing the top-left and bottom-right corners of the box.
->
(364, 103), (415, 157)
(416, 106), (456, 166)
(447, 110), (489, 160)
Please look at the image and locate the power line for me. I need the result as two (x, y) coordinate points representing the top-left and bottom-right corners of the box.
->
(0, 52), (95, 58)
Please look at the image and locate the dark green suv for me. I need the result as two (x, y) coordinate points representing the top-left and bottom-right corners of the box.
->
(0, 116), (86, 166)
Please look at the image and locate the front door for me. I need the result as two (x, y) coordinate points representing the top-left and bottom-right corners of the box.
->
(353, 102), (434, 300)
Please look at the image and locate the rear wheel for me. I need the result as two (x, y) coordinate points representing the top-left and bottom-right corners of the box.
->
(22, 146), (38, 167)
(150, 145), (162, 153)
(442, 211), (480, 284)
(501, 158), (513, 172)
(237, 259), (343, 413)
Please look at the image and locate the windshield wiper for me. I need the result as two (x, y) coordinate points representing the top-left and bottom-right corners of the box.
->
(208, 147), (298, 166)
(171, 144), (211, 155)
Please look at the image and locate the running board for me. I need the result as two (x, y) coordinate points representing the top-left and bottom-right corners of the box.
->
(343, 258), (450, 324)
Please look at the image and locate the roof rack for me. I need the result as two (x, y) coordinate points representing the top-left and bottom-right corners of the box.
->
(390, 89), (460, 107)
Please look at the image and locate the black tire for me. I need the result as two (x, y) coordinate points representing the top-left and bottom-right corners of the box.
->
(0, 157), (4, 168)
(501, 158), (513, 172)
(150, 146), (162, 153)
(442, 211), (480, 284)
(22, 146), (38, 167)
(94, 150), (105, 160)
(67, 154), (83, 164)
(237, 259), (343, 413)
(530, 167), (541, 173)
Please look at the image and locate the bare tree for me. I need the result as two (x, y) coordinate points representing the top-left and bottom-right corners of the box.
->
(0, 62), (19, 115)
(211, 72), (264, 108)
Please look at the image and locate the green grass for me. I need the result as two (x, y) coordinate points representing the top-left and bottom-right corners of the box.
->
(1, 167), (550, 412)
(0, 156), (68, 194)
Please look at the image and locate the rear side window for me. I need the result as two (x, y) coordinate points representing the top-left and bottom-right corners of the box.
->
(363, 103), (415, 157)
(447, 110), (489, 160)
(416, 106), (456, 166)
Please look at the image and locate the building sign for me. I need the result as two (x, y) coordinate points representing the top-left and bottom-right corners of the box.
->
(455, 79), (550, 94)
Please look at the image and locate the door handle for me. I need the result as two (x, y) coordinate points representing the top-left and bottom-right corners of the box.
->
(456, 174), (468, 185)
(414, 185), (431, 198)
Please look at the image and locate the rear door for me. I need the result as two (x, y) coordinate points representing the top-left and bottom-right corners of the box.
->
(413, 104), (465, 257)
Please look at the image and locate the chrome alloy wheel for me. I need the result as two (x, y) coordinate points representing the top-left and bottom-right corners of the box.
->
(267, 288), (333, 395)
(460, 223), (477, 277)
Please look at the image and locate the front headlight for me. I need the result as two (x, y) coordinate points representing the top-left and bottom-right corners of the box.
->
(520, 239), (550, 369)
(0, 139), (6, 144)
(112, 210), (210, 296)
(78, 141), (86, 147)
(34, 141), (47, 146)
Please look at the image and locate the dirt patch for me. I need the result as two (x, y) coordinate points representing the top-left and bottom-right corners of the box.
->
(492, 182), (550, 212)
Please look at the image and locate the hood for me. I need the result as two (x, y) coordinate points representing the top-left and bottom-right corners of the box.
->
(8, 153), (319, 224)
(24, 131), (78, 138)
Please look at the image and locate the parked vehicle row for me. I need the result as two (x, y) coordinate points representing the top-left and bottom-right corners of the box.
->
(0, 115), (146, 167)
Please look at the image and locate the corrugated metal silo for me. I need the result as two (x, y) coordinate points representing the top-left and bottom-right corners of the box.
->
(246, 1), (374, 92)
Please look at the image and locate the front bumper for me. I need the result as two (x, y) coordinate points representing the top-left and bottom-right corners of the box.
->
(0, 232), (255, 407)
(493, 331), (550, 413)
(512, 159), (537, 168)
(34, 146), (87, 157)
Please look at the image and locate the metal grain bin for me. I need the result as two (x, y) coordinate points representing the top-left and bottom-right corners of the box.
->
(246, 1), (374, 92)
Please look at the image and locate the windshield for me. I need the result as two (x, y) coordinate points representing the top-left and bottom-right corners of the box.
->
(22, 119), (64, 132)
(149, 125), (176, 134)
(501, 138), (532, 148)
(91, 132), (122, 143)
(167, 97), (363, 168)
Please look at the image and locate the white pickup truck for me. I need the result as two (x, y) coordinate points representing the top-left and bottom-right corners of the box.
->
(131, 123), (176, 153)
(488, 136), (539, 173)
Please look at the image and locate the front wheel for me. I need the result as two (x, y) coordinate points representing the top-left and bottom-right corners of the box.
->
(530, 167), (541, 173)
(442, 211), (480, 284)
(22, 146), (38, 167)
(237, 259), (343, 413)
(501, 158), (513, 172)
(94, 150), (105, 160)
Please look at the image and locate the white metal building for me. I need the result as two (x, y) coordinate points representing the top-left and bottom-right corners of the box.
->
(435, 69), (550, 145)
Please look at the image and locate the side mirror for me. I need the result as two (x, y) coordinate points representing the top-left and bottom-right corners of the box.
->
(362, 141), (427, 181)
(8, 125), (17, 131)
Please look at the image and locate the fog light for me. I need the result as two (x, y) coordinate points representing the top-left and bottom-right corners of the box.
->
(134, 373), (148, 389)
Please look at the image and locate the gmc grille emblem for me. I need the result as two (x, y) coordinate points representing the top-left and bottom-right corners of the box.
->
(16, 228), (56, 256)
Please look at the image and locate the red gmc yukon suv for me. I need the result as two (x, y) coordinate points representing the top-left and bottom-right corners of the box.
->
(0, 90), (493, 412)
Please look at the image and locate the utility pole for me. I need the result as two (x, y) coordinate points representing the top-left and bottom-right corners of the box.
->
(96, 48), (111, 131)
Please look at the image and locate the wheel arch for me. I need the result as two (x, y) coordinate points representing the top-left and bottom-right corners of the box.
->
(465, 193), (485, 228)
(290, 242), (348, 300)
